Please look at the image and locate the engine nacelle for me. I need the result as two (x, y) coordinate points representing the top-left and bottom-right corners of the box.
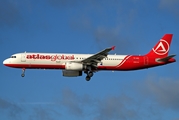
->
(65, 62), (83, 70)
(62, 70), (82, 77)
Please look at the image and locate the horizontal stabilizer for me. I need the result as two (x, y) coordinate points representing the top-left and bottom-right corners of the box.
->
(157, 54), (176, 62)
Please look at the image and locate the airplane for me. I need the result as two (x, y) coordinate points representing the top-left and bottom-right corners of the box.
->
(3, 34), (176, 81)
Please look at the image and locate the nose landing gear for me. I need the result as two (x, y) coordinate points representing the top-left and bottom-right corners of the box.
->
(21, 68), (25, 77)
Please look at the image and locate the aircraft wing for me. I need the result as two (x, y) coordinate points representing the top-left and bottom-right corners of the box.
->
(81, 46), (115, 66)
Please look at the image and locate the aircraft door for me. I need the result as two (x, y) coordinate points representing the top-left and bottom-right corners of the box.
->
(144, 56), (148, 65)
(21, 53), (26, 62)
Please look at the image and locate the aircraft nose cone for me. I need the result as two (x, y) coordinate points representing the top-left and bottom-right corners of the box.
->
(3, 59), (9, 65)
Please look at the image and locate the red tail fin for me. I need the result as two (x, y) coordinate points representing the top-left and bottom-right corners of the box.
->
(146, 34), (173, 58)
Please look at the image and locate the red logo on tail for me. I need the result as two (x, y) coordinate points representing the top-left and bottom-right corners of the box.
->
(152, 39), (169, 55)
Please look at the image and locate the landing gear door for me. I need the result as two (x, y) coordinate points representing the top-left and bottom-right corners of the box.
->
(21, 53), (26, 62)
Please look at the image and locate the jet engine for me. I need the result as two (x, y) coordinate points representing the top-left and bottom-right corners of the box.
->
(65, 62), (84, 70)
(62, 70), (82, 77)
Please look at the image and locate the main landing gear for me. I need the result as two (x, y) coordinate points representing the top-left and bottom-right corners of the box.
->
(85, 71), (94, 81)
(21, 68), (25, 77)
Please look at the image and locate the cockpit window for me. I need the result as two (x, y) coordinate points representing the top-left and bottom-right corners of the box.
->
(11, 56), (16, 58)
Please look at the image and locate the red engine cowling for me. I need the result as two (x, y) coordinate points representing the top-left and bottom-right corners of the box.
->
(65, 62), (83, 70)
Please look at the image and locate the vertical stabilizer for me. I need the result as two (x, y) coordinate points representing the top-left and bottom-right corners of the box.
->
(146, 34), (173, 58)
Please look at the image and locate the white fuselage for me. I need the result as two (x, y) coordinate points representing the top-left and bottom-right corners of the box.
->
(3, 53), (129, 69)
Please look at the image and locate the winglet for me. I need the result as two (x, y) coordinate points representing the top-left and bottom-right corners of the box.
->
(111, 46), (115, 50)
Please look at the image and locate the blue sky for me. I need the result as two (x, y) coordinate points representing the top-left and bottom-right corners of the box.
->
(0, 0), (179, 120)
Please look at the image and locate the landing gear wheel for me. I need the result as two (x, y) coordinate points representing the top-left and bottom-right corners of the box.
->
(21, 74), (25, 77)
(85, 76), (91, 81)
(88, 72), (93, 77)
